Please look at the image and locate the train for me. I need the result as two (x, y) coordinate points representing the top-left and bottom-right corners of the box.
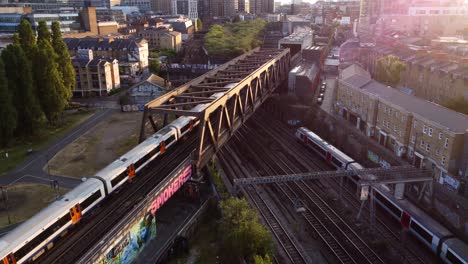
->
(295, 127), (468, 264)
(0, 83), (239, 264)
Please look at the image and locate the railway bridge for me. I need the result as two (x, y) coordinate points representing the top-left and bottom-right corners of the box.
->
(140, 47), (291, 169)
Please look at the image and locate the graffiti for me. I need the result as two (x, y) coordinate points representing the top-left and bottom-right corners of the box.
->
(149, 166), (192, 215)
(100, 212), (157, 264)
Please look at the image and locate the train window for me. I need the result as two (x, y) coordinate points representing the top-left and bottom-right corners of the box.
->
(165, 135), (176, 145)
(181, 124), (190, 134)
(410, 221), (432, 244)
(375, 192), (401, 218)
(14, 213), (71, 261)
(80, 190), (102, 210)
(111, 170), (127, 187)
(134, 146), (160, 169)
(331, 156), (343, 168)
(446, 249), (463, 264)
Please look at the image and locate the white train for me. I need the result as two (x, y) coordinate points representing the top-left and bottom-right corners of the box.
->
(295, 127), (468, 264)
(0, 83), (238, 264)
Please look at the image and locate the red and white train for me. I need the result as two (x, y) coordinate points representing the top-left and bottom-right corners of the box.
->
(295, 127), (468, 264)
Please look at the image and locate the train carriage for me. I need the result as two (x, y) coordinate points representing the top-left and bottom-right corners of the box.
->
(441, 238), (468, 264)
(0, 178), (105, 264)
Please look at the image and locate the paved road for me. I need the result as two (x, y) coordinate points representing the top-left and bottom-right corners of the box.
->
(320, 76), (337, 114)
(0, 108), (115, 189)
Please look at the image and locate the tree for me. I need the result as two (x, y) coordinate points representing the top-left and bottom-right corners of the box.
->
(33, 40), (67, 125)
(253, 254), (272, 264)
(219, 198), (274, 261)
(36, 21), (51, 43)
(196, 18), (203, 31)
(51, 21), (74, 100)
(442, 96), (468, 115)
(1, 44), (42, 137)
(375, 55), (406, 87)
(17, 19), (36, 54)
(149, 60), (160, 74)
(0, 58), (17, 146)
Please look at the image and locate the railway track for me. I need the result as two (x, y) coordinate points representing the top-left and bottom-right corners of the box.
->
(225, 125), (384, 264)
(252, 112), (433, 264)
(219, 149), (308, 264)
(37, 136), (197, 263)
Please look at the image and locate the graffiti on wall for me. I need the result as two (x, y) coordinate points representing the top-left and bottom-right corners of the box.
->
(100, 212), (157, 264)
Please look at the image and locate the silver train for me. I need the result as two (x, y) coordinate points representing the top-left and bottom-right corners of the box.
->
(0, 83), (238, 264)
(295, 127), (468, 264)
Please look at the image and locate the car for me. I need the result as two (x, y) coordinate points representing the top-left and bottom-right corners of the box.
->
(317, 98), (323, 105)
(322, 81), (326, 86)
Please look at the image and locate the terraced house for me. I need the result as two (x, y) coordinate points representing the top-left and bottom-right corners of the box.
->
(336, 64), (468, 190)
(369, 46), (468, 105)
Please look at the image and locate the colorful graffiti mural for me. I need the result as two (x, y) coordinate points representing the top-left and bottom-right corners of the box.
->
(100, 212), (157, 264)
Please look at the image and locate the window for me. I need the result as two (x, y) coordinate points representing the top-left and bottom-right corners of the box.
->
(441, 156), (446, 165)
(446, 249), (463, 264)
(426, 144), (431, 152)
(410, 220), (432, 243)
(423, 125), (428, 134)
(420, 140), (425, 148)
(436, 149), (440, 156)
(411, 135), (416, 143)
(428, 128), (433, 137)
(444, 138), (449, 149)
(394, 125), (397, 132)
(438, 133), (443, 140)
(413, 121), (417, 128)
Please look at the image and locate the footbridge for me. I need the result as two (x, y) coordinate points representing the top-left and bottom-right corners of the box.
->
(140, 47), (291, 169)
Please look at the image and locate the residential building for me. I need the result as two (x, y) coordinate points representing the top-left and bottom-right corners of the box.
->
(138, 27), (182, 51)
(336, 64), (468, 190)
(128, 73), (171, 105)
(238, 0), (249, 13)
(72, 49), (120, 97)
(368, 45), (468, 104)
(166, 17), (193, 41)
(64, 37), (149, 75)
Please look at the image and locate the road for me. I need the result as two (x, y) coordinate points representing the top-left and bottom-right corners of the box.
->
(0, 108), (115, 189)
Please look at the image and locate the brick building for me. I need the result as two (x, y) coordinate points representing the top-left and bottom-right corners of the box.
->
(368, 46), (468, 104)
(137, 27), (182, 51)
(336, 64), (468, 190)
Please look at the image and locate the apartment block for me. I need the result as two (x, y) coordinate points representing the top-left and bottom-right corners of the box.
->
(64, 37), (149, 74)
(336, 64), (468, 190)
(72, 49), (120, 97)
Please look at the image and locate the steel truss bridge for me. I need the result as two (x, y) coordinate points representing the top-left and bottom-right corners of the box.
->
(140, 48), (291, 169)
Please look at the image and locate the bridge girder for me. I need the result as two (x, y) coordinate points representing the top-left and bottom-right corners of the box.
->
(139, 48), (291, 169)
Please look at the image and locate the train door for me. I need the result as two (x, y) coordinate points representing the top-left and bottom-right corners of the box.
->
(160, 141), (166, 154)
(127, 163), (136, 180)
(400, 211), (411, 230)
(70, 204), (82, 224)
(2, 253), (16, 264)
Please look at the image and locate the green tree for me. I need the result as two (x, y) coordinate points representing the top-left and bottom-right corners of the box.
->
(254, 254), (273, 264)
(33, 40), (67, 125)
(17, 19), (36, 54)
(375, 55), (406, 87)
(0, 58), (17, 146)
(51, 21), (74, 100)
(1, 44), (42, 137)
(36, 21), (51, 43)
(219, 197), (274, 261)
(149, 60), (160, 74)
(442, 96), (468, 115)
(196, 18), (203, 31)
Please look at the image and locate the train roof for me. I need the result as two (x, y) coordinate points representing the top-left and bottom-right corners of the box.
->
(375, 186), (452, 237)
(443, 238), (468, 262)
(299, 127), (354, 163)
(169, 116), (194, 128)
(0, 178), (103, 257)
(94, 129), (167, 179)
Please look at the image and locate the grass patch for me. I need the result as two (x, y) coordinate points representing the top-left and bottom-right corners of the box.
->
(0, 110), (95, 176)
(0, 183), (68, 228)
(115, 134), (139, 156)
